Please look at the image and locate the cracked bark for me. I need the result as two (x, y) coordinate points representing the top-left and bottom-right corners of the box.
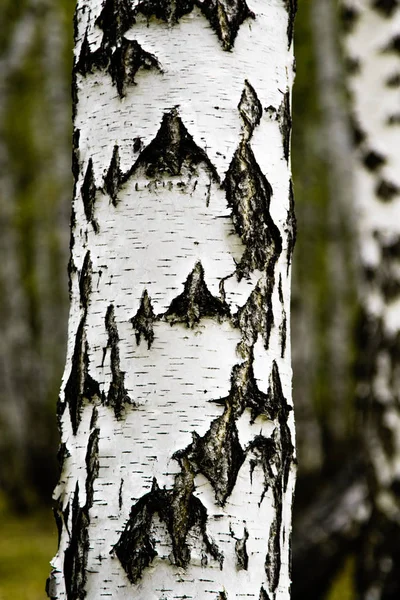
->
(49, 1), (296, 598)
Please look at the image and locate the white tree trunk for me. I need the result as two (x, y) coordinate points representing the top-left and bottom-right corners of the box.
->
(341, 1), (400, 596)
(47, 1), (296, 599)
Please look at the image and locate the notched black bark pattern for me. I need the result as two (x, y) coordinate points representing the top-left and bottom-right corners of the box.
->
(376, 179), (399, 201)
(387, 113), (400, 125)
(126, 108), (219, 181)
(79, 251), (92, 312)
(81, 159), (99, 233)
(133, 0), (254, 50)
(64, 484), (89, 600)
(266, 505), (282, 593)
(239, 80), (262, 140)
(104, 145), (123, 206)
(350, 115), (366, 147)
(198, 0), (255, 51)
(104, 304), (132, 418)
(64, 317), (102, 435)
(278, 92), (292, 163)
(345, 56), (361, 75)
(164, 262), (229, 327)
(234, 526), (249, 570)
(383, 35), (400, 55)
(114, 477), (222, 582)
(269, 362), (294, 492)
(175, 407), (245, 506)
(259, 587), (271, 600)
(386, 72), (400, 87)
(130, 289), (156, 348)
(234, 279), (275, 349)
(72, 129), (81, 179)
(285, 180), (296, 274)
(279, 276), (287, 358)
(109, 38), (162, 98)
(363, 150), (386, 171)
(373, 0), (399, 17)
(224, 140), (282, 277)
(95, 0), (135, 47)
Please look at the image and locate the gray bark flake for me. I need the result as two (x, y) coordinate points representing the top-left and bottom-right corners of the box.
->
(238, 80), (263, 140)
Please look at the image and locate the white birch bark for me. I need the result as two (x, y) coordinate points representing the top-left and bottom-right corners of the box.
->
(341, 1), (400, 596)
(48, 1), (296, 599)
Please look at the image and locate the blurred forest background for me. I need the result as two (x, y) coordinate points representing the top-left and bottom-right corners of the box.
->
(0, 0), (395, 598)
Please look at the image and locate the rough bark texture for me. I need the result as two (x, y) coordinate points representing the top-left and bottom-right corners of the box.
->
(341, 1), (400, 598)
(48, 1), (296, 598)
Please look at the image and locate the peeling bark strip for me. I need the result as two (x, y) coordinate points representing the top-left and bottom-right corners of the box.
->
(342, 1), (400, 598)
(50, 1), (296, 598)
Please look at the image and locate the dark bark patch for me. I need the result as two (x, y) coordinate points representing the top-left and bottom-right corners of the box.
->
(64, 317), (102, 435)
(285, 180), (296, 274)
(75, 30), (107, 76)
(259, 587), (271, 600)
(387, 113), (400, 125)
(224, 140), (282, 277)
(133, 0), (254, 50)
(363, 150), (386, 171)
(85, 427), (99, 508)
(126, 108), (219, 181)
(72, 129), (81, 179)
(175, 408), (245, 506)
(376, 179), (399, 201)
(234, 526), (249, 570)
(104, 304), (132, 418)
(130, 289), (156, 348)
(81, 159), (99, 233)
(383, 35), (400, 55)
(386, 72), (400, 87)
(164, 262), (229, 328)
(278, 91), (292, 163)
(104, 145), (123, 206)
(266, 505), (282, 593)
(339, 6), (360, 33)
(109, 38), (162, 98)
(373, 0), (399, 17)
(345, 56), (361, 75)
(114, 477), (222, 582)
(350, 116), (366, 147)
(269, 362), (294, 492)
(283, 0), (297, 47)
(79, 251), (92, 312)
(235, 279), (275, 349)
(64, 484), (89, 600)
(197, 0), (255, 51)
(238, 80), (262, 140)
(95, 0), (135, 47)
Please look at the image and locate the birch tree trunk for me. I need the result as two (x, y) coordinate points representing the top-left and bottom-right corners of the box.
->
(47, 1), (296, 598)
(341, 1), (400, 597)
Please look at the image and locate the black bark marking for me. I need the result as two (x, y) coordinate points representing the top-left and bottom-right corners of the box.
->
(72, 129), (81, 179)
(126, 108), (219, 181)
(64, 484), (88, 600)
(75, 30), (107, 76)
(224, 140), (282, 277)
(64, 425), (98, 600)
(130, 289), (156, 348)
(373, 0), (398, 17)
(197, 0), (255, 51)
(235, 279), (275, 349)
(104, 304), (132, 418)
(234, 526), (249, 570)
(266, 504), (282, 593)
(238, 80), (262, 141)
(79, 251), (92, 312)
(132, 0), (255, 50)
(119, 478), (124, 510)
(46, 570), (57, 599)
(386, 72), (400, 87)
(350, 116), (366, 147)
(218, 593), (228, 600)
(279, 276), (287, 358)
(104, 145), (123, 206)
(81, 159), (99, 233)
(164, 262), (229, 328)
(175, 406), (245, 506)
(64, 317), (102, 435)
(114, 477), (222, 582)
(278, 92), (292, 163)
(259, 587), (271, 600)
(285, 180), (296, 275)
(283, 0), (297, 47)
(269, 362), (294, 492)
(376, 179), (399, 201)
(95, 0), (135, 48)
(339, 6), (360, 33)
(109, 38), (162, 98)
(363, 150), (386, 171)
